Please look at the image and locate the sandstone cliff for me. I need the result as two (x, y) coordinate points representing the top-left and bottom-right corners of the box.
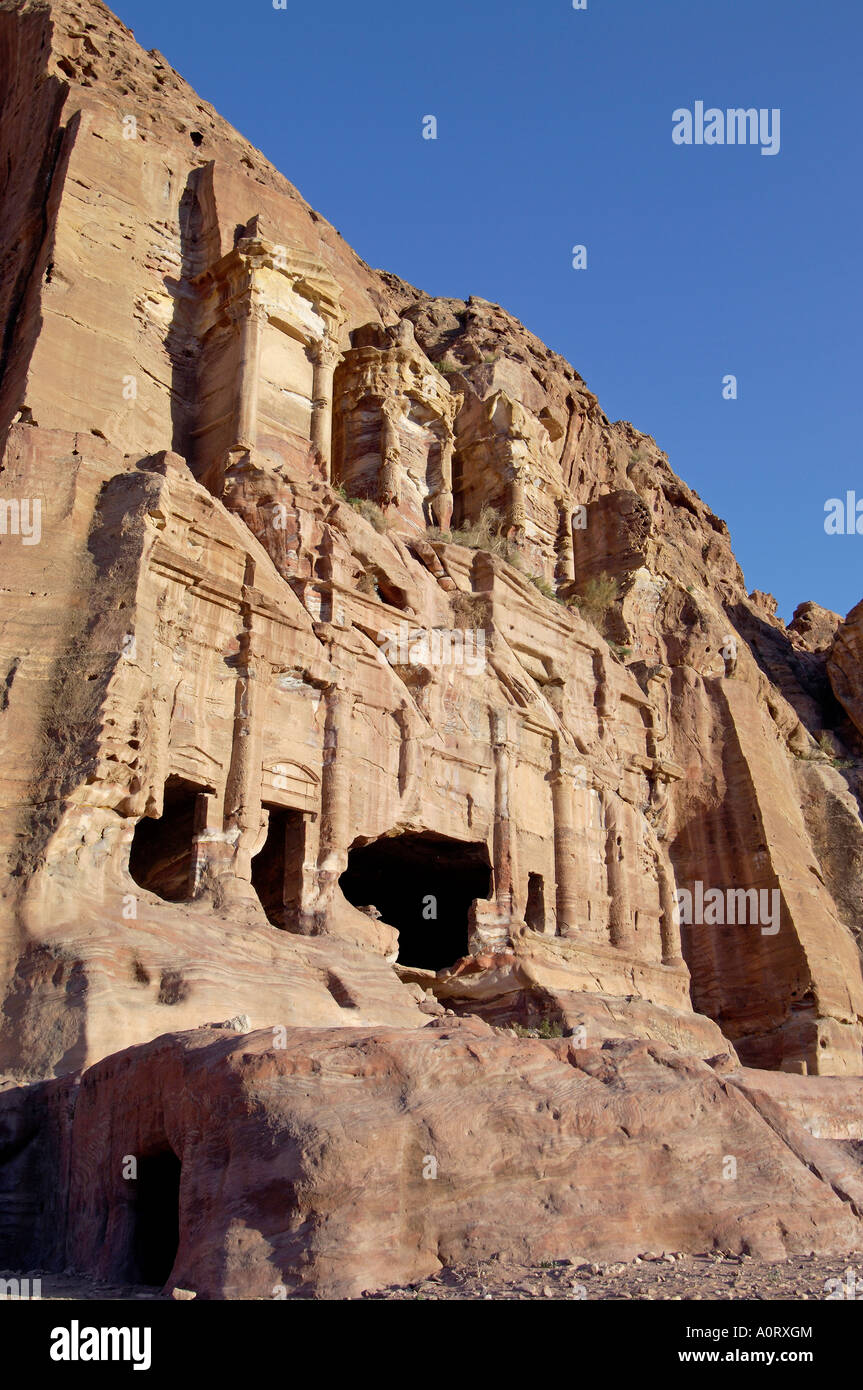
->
(2, 0), (863, 1297)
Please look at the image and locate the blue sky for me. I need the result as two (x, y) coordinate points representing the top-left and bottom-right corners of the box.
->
(111, 0), (862, 621)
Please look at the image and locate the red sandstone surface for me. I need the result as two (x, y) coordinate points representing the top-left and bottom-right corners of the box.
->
(1, 0), (863, 1301)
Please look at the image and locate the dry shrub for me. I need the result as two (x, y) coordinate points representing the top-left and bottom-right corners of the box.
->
(450, 590), (489, 626)
(349, 497), (388, 533)
(446, 505), (522, 567)
(356, 569), (379, 595)
(568, 571), (619, 632)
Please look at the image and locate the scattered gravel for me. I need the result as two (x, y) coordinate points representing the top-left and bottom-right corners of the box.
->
(363, 1252), (863, 1301)
(10, 1252), (863, 1300)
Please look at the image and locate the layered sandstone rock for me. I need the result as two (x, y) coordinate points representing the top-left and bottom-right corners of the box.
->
(829, 599), (863, 741)
(49, 1022), (863, 1297)
(2, 0), (863, 1298)
(1, 0), (863, 1082)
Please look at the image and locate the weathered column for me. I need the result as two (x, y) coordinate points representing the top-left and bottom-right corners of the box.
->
(310, 333), (341, 480)
(430, 428), (454, 530)
(555, 501), (576, 582)
(317, 685), (353, 883)
(222, 599), (266, 887)
(604, 789), (634, 950)
(379, 397), (401, 509)
(233, 292), (266, 454)
(657, 847), (684, 967)
(189, 791), (218, 896)
(506, 461), (527, 539)
(491, 709), (518, 918)
(296, 810), (321, 935)
(550, 738), (583, 936)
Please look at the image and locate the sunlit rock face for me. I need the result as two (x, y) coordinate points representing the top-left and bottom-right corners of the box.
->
(1, 0), (863, 1099)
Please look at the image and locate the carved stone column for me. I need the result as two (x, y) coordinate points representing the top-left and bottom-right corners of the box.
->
(310, 333), (341, 480)
(379, 397), (401, 509)
(317, 685), (352, 883)
(233, 293), (266, 454)
(491, 710), (518, 918)
(189, 791), (218, 895)
(603, 789), (634, 950)
(506, 463), (527, 539)
(222, 600), (265, 886)
(429, 428), (454, 530)
(555, 501), (576, 582)
(657, 848), (684, 967)
(550, 738), (583, 937)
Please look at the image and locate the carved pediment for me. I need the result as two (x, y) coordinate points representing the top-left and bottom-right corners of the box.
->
(261, 758), (320, 811)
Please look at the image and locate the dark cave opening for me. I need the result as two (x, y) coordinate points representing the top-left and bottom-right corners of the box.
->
(128, 775), (205, 902)
(525, 872), (546, 932)
(128, 1147), (181, 1287)
(338, 831), (492, 970)
(251, 804), (306, 929)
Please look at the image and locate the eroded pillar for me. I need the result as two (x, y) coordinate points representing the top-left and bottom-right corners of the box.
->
(506, 464), (527, 540)
(429, 429), (454, 530)
(604, 789), (634, 950)
(310, 334), (341, 479)
(555, 501), (576, 583)
(657, 847), (684, 967)
(317, 685), (353, 885)
(379, 397), (401, 509)
(233, 294), (266, 454)
(222, 585), (266, 886)
(550, 739), (584, 937)
(491, 709), (518, 918)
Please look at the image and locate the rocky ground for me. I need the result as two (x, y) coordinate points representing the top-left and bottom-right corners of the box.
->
(8, 1253), (862, 1301)
(365, 1253), (863, 1301)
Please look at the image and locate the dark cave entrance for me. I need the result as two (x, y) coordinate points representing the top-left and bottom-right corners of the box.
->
(338, 831), (492, 970)
(525, 872), (546, 932)
(129, 1147), (181, 1287)
(128, 776), (206, 902)
(251, 804), (306, 929)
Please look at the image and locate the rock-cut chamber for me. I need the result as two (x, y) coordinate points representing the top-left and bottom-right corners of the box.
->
(339, 831), (492, 970)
